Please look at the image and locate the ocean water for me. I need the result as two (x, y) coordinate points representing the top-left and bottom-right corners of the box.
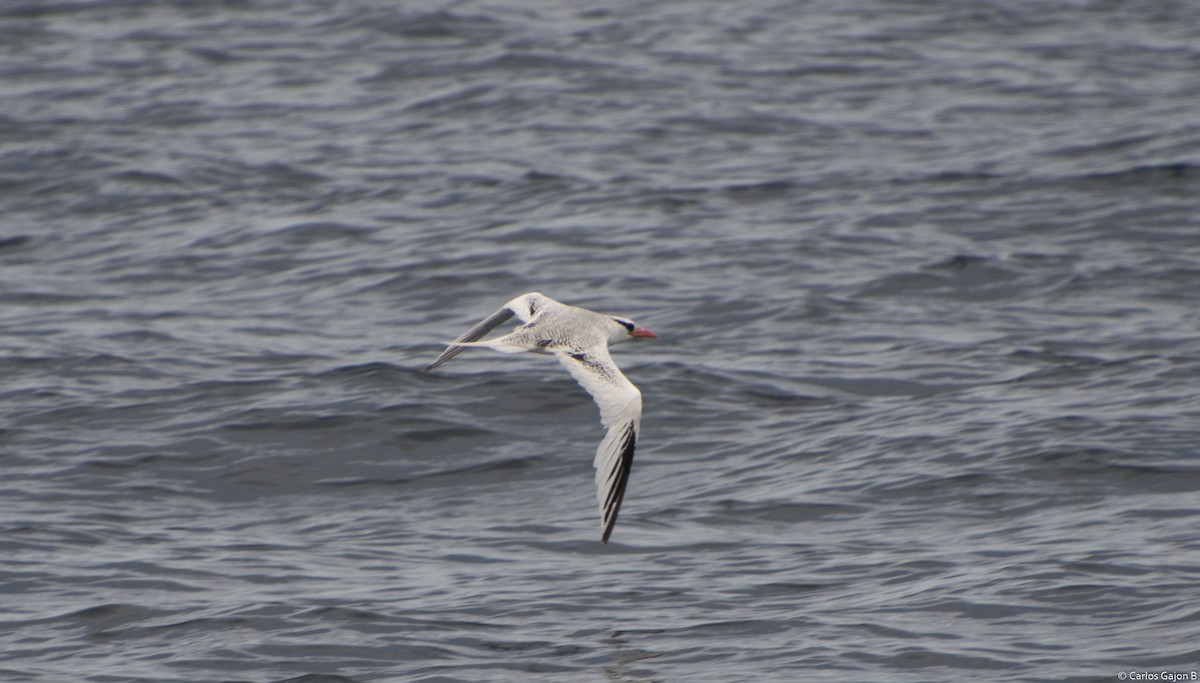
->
(2, 1), (1199, 681)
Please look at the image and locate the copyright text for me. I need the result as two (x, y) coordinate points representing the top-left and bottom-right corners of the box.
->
(1118, 672), (1198, 682)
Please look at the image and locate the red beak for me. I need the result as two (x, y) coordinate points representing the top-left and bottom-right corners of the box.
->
(630, 326), (658, 339)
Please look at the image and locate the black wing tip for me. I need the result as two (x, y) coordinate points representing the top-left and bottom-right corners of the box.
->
(601, 503), (622, 543)
(598, 422), (638, 545)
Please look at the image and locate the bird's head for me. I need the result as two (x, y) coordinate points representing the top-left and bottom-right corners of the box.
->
(609, 317), (658, 345)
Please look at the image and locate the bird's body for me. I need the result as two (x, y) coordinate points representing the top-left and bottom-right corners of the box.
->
(424, 292), (657, 543)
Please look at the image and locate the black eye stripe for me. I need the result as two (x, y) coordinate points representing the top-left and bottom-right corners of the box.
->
(614, 318), (634, 332)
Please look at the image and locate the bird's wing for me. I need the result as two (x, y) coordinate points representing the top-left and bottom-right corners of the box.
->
(424, 306), (514, 371)
(424, 292), (552, 371)
(554, 346), (642, 543)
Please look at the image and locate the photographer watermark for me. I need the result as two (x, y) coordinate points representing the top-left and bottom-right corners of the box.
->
(1117, 672), (1198, 681)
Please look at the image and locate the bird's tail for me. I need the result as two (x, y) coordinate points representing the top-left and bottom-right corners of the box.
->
(442, 337), (531, 354)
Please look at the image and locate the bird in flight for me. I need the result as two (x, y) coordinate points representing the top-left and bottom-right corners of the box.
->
(425, 292), (657, 543)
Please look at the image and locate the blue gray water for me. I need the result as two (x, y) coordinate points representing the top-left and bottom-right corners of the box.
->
(3, 1), (1199, 681)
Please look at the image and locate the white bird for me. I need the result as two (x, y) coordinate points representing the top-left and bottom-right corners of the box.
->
(424, 292), (658, 543)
